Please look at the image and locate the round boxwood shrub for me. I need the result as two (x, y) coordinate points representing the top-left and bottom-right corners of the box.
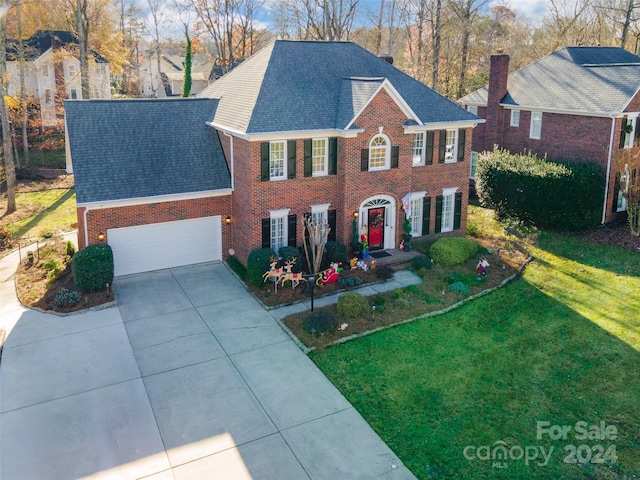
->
(303, 310), (338, 334)
(322, 241), (348, 270)
(278, 246), (303, 272)
(247, 247), (278, 286)
(374, 265), (394, 280)
(337, 291), (370, 318)
(71, 244), (114, 292)
(429, 237), (478, 266)
(411, 255), (433, 271)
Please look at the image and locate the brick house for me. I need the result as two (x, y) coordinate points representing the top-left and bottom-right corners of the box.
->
(459, 47), (640, 224)
(66, 40), (479, 276)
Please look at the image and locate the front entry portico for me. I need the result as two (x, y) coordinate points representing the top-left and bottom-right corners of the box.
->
(356, 195), (396, 251)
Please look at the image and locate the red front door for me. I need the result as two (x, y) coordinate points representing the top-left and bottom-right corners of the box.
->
(367, 207), (385, 250)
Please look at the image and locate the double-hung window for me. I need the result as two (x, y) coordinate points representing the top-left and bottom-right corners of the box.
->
(530, 111), (542, 139)
(470, 152), (478, 180)
(312, 138), (328, 176)
(444, 129), (457, 163)
(270, 141), (286, 180)
(413, 132), (425, 166)
(440, 187), (458, 233)
(510, 109), (520, 127)
(310, 203), (330, 244)
(467, 105), (478, 115)
(409, 193), (427, 236)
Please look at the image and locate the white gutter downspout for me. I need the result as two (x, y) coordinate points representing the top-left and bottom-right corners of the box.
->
(83, 206), (93, 247)
(602, 115), (617, 224)
(223, 132), (235, 190)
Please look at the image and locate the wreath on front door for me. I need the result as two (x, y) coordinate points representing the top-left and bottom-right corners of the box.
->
(370, 213), (383, 229)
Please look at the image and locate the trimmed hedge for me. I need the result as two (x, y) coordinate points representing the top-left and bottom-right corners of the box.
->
(71, 244), (114, 292)
(247, 247), (278, 286)
(430, 237), (478, 266)
(476, 148), (605, 230)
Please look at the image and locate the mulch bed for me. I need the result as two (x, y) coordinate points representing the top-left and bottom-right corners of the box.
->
(576, 220), (640, 251)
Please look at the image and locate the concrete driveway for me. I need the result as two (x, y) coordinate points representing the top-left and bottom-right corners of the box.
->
(1, 259), (416, 479)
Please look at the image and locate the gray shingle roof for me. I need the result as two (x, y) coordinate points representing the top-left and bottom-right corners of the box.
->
(65, 98), (231, 204)
(199, 40), (477, 134)
(6, 30), (108, 63)
(459, 46), (640, 114)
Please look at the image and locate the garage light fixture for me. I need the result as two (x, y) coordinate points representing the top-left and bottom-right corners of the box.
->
(97, 232), (105, 242)
(225, 215), (232, 225)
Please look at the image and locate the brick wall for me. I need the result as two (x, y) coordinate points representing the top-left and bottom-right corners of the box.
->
(225, 87), (470, 265)
(78, 195), (232, 254)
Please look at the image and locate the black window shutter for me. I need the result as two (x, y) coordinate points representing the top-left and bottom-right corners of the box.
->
(457, 129), (466, 162)
(453, 192), (463, 230)
(422, 197), (431, 235)
(328, 209), (337, 242)
(635, 121), (640, 147)
(260, 142), (269, 181)
(361, 148), (369, 171)
(287, 140), (296, 179)
(304, 139), (312, 177)
(425, 131), (434, 165)
(435, 195), (443, 233)
(329, 138), (338, 175)
(360, 148), (369, 172)
(438, 130), (446, 163)
(303, 213), (311, 244)
(612, 174), (621, 212)
(619, 119), (627, 149)
(287, 214), (297, 247)
(261, 218), (270, 248)
(391, 145), (399, 168)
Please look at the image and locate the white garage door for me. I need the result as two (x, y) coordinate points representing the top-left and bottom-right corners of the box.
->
(108, 217), (222, 276)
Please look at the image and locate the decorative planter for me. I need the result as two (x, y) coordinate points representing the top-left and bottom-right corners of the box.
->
(402, 234), (412, 252)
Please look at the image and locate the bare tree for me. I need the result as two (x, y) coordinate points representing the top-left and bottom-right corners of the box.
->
(15, 0), (30, 166)
(302, 216), (330, 274)
(1, 0), (17, 214)
(146, 0), (167, 95)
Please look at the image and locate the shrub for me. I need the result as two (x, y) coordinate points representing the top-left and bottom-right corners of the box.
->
(42, 258), (62, 280)
(449, 281), (471, 295)
(226, 256), (247, 281)
(26, 250), (35, 266)
(278, 246), (303, 272)
(54, 288), (80, 308)
(71, 244), (114, 293)
(392, 289), (404, 300)
(411, 256), (433, 271)
(247, 247), (278, 286)
(375, 265), (394, 280)
(476, 148), (605, 230)
(323, 241), (348, 270)
(337, 292), (370, 318)
(66, 241), (75, 258)
(466, 220), (480, 236)
(393, 297), (411, 309)
(303, 310), (338, 334)
(373, 293), (386, 307)
(430, 237), (478, 266)
(0, 227), (13, 250)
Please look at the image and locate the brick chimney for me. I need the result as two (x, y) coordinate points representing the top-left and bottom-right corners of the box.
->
(484, 51), (510, 151)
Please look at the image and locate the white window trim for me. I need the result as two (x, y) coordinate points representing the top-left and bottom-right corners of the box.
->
(470, 151), (479, 180)
(269, 140), (287, 181)
(409, 191), (427, 237)
(617, 166), (629, 212)
(312, 138), (329, 177)
(270, 208), (290, 254)
(623, 117), (638, 149)
(412, 132), (425, 166)
(369, 133), (391, 171)
(530, 111), (542, 140)
(441, 187), (458, 233)
(510, 109), (520, 127)
(444, 129), (458, 164)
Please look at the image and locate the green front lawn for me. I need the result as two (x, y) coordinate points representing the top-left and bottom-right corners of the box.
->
(311, 216), (640, 479)
(4, 188), (77, 240)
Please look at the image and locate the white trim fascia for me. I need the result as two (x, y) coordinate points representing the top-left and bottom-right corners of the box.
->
(404, 120), (482, 134)
(602, 115), (617, 224)
(499, 103), (624, 118)
(345, 79), (421, 130)
(442, 186), (459, 195)
(207, 122), (363, 140)
(621, 85), (640, 112)
(77, 188), (233, 210)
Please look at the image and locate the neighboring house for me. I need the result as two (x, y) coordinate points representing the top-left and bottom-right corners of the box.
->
(66, 40), (479, 276)
(139, 53), (214, 97)
(459, 47), (640, 224)
(6, 30), (111, 126)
